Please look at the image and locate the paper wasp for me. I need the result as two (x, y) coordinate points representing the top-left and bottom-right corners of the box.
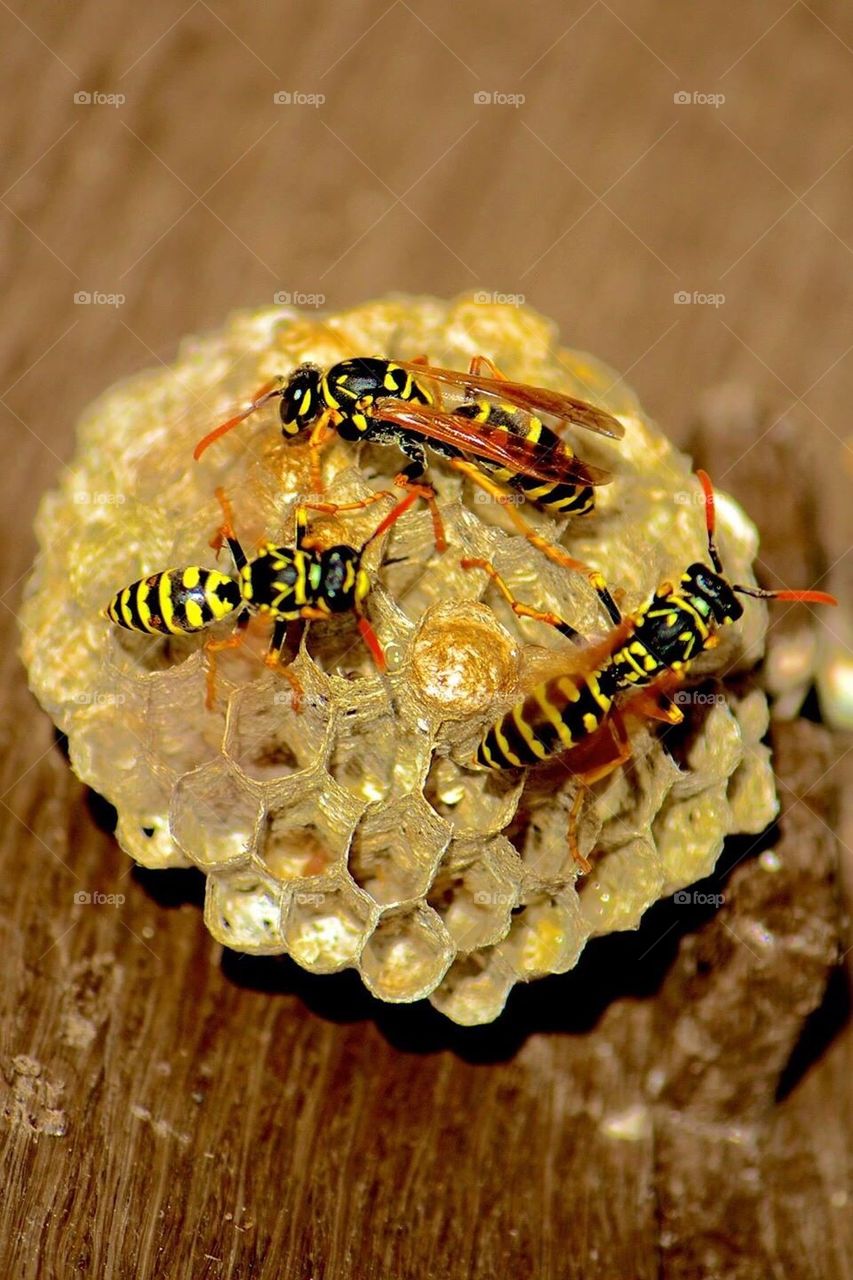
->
(105, 485), (428, 708)
(464, 471), (837, 868)
(192, 354), (626, 615)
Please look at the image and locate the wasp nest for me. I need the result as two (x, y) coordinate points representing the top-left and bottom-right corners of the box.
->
(21, 295), (779, 1025)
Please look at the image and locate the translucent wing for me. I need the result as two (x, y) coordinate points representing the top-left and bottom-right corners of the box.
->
(394, 360), (625, 439)
(371, 400), (613, 488)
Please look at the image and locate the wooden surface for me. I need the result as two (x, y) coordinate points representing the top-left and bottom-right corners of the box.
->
(1, 3), (851, 1277)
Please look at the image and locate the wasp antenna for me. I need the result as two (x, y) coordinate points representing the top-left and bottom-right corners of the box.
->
(193, 378), (284, 461)
(696, 469), (724, 574)
(734, 585), (838, 606)
(357, 615), (386, 670)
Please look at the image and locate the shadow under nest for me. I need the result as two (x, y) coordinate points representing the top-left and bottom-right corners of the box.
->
(73, 706), (848, 1083)
(124, 822), (847, 1082)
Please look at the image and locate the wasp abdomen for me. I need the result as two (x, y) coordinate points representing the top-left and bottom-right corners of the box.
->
(477, 671), (614, 770)
(105, 567), (241, 635)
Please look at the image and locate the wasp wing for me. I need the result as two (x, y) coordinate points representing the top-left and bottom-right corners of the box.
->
(371, 400), (612, 488)
(394, 361), (625, 440)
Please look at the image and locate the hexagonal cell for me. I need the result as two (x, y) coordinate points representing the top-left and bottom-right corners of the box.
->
(303, 612), (384, 684)
(376, 527), (465, 627)
(204, 870), (286, 954)
(69, 710), (156, 804)
(145, 658), (226, 773)
(224, 673), (332, 782)
(170, 760), (263, 871)
(427, 837), (521, 952)
(116, 810), (189, 869)
(577, 836), (662, 934)
(259, 775), (362, 880)
(359, 904), (454, 1002)
(283, 877), (377, 973)
(504, 792), (582, 883)
(423, 755), (523, 838)
(496, 889), (588, 979)
(429, 951), (517, 1027)
(653, 785), (729, 900)
(348, 794), (450, 907)
(327, 686), (400, 805)
(408, 601), (520, 722)
(105, 621), (205, 679)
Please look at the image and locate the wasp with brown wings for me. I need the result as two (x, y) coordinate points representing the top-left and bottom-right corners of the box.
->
(463, 470), (837, 870)
(193, 354), (626, 618)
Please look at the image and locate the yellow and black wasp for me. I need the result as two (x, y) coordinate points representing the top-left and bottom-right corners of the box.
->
(192, 354), (626, 618)
(464, 471), (836, 866)
(105, 486), (426, 707)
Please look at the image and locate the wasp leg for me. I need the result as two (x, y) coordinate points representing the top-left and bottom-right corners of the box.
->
(301, 489), (397, 523)
(468, 354), (509, 381)
(460, 556), (584, 642)
(621, 668), (686, 727)
(566, 712), (633, 873)
(307, 410), (337, 495)
(389, 468), (447, 554)
(292, 505), (309, 551)
(204, 611), (249, 710)
(263, 617), (304, 712)
(393, 433), (430, 484)
(209, 486), (249, 573)
(448, 458), (621, 625)
(567, 790), (592, 874)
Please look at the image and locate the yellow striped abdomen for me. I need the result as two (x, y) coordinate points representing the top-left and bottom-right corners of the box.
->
(477, 670), (614, 770)
(105, 567), (241, 635)
(457, 401), (595, 516)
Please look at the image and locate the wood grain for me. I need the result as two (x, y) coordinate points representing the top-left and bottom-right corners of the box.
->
(1, 3), (851, 1276)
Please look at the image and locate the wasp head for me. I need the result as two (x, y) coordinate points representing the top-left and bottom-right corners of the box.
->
(319, 546), (366, 613)
(683, 563), (744, 625)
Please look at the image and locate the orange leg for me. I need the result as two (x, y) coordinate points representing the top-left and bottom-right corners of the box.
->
(460, 556), (582, 641)
(566, 714), (633, 873)
(448, 458), (620, 623)
(294, 602), (387, 673)
(263, 616), (305, 712)
(263, 649), (304, 712)
(209, 485), (238, 555)
(390, 475), (447, 553)
(307, 411), (336, 495)
(301, 489), (397, 519)
(567, 789), (592, 874)
(622, 669), (686, 726)
(203, 630), (245, 710)
(468, 354), (508, 381)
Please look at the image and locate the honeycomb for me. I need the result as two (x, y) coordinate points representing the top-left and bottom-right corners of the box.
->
(20, 294), (780, 1026)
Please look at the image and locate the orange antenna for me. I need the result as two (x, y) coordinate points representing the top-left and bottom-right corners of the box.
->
(696, 470), (837, 608)
(696, 469), (723, 573)
(193, 377), (284, 461)
(733, 584), (837, 606)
